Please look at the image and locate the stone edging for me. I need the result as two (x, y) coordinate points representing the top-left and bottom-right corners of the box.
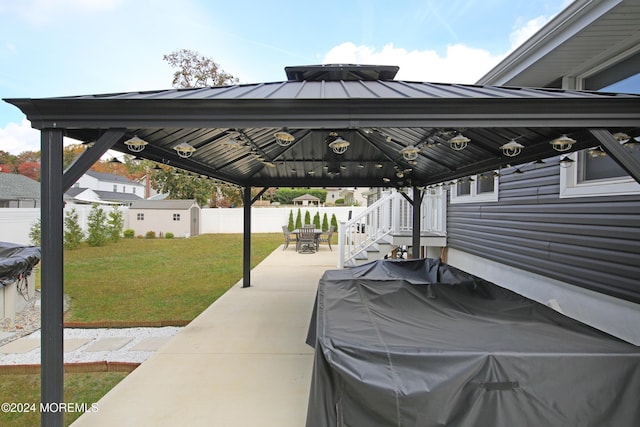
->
(0, 361), (140, 375)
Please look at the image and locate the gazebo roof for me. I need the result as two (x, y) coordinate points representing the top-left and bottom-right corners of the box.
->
(293, 193), (320, 201)
(4, 64), (640, 189)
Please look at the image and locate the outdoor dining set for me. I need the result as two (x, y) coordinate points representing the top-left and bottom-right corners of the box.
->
(282, 225), (334, 254)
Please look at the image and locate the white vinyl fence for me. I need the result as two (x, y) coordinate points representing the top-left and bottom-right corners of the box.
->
(1, 205), (366, 245)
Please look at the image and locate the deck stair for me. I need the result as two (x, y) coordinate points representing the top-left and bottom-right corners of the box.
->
(338, 189), (447, 267)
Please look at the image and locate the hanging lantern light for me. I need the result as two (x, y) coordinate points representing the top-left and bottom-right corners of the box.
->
(400, 144), (420, 161)
(550, 134), (575, 152)
(124, 135), (148, 153)
(174, 142), (196, 158)
(274, 131), (295, 147)
(500, 140), (524, 157)
(449, 133), (470, 151)
(327, 132), (350, 154)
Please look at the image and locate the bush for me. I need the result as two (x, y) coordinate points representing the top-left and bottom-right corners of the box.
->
(64, 209), (84, 249)
(331, 213), (338, 231)
(29, 219), (41, 246)
(107, 206), (124, 242)
(322, 213), (329, 232)
(304, 210), (311, 225)
(86, 204), (109, 247)
(313, 212), (321, 229)
(165, 232), (174, 239)
(145, 231), (156, 239)
(287, 210), (294, 231)
(123, 229), (135, 239)
(295, 208), (302, 229)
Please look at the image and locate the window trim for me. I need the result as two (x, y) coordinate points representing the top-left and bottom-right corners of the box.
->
(559, 152), (640, 198)
(450, 173), (499, 204)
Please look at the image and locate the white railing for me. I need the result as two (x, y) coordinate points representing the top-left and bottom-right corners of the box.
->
(338, 188), (446, 267)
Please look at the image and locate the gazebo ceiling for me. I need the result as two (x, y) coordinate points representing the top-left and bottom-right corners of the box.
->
(5, 64), (640, 188)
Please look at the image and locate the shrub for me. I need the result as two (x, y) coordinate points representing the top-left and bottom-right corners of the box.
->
(313, 212), (321, 229)
(107, 206), (124, 242)
(322, 213), (329, 232)
(331, 213), (338, 231)
(295, 208), (302, 229)
(64, 209), (84, 249)
(304, 210), (311, 225)
(123, 229), (135, 239)
(86, 204), (109, 247)
(145, 231), (156, 239)
(29, 219), (41, 246)
(335, 198), (345, 205)
(287, 210), (294, 231)
(165, 232), (174, 239)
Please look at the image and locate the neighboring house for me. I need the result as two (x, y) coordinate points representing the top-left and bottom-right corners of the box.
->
(325, 188), (360, 205)
(67, 170), (144, 205)
(128, 200), (200, 238)
(0, 173), (40, 208)
(446, 0), (640, 344)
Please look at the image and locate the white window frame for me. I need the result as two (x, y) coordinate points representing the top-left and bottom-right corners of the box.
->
(559, 151), (640, 198)
(450, 173), (499, 204)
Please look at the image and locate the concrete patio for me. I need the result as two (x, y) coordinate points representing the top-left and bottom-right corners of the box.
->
(72, 245), (336, 426)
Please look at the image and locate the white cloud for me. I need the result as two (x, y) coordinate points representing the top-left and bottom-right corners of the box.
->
(0, 119), (40, 154)
(510, 16), (549, 50)
(322, 42), (505, 84)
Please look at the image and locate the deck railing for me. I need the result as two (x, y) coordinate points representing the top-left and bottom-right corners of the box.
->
(338, 188), (446, 267)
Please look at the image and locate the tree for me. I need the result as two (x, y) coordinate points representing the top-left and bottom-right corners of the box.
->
(64, 209), (84, 249)
(304, 210), (311, 226)
(322, 213), (329, 232)
(29, 219), (41, 246)
(287, 210), (294, 231)
(295, 208), (302, 229)
(155, 49), (241, 205)
(331, 214), (338, 231)
(18, 161), (40, 181)
(150, 167), (214, 207)
(107, 206), (125, 242)
(313, 212), (321, 229)
(163, 49), (239, 89)
(86, 204), (109, 247)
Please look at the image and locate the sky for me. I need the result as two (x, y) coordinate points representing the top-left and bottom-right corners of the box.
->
(0, 0), (573, 155)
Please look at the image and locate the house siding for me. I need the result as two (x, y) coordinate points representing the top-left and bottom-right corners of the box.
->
(447, 157), (640, 304)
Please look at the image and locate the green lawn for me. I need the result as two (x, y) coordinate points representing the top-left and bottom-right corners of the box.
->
(0, 372), (128, 427)
(1, 233), (283, 426)
(63, 233), (282, 323)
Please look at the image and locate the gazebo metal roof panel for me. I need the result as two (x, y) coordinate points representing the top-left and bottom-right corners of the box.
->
(4, 67), (640, 188)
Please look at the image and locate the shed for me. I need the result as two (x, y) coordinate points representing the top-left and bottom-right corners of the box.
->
(293, 193), (320, 206)
(128, 199), (200, 238)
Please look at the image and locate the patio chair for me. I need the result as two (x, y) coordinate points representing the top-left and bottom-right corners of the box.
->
(317, 226), (334, 251)
(282, 226), (296, 250)
(296, 227), (317, 253)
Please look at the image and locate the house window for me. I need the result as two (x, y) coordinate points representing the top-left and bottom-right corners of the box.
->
(450, 172), (499, 204)
(137, 213), (144, 220)
(173, 214), (181, 221)
(560, 149), (640, 198)
(113, 184), (117, 192)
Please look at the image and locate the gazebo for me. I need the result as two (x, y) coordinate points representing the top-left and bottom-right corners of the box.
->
(293, 193), (320, 206)
(4, 63), (640, 425)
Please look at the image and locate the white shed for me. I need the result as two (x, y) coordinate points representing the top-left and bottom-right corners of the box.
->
(128, 199), (200, 238)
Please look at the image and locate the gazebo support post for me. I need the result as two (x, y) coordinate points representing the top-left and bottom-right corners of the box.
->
(242, 186), (251, 288)
(40, 128), (65, 427)
(412, 186), (422, 259)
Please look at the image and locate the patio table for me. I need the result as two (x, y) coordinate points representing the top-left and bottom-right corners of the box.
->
(292, 229), (325, 253)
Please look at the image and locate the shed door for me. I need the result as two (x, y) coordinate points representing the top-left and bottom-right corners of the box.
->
(190, 207), (199, 236)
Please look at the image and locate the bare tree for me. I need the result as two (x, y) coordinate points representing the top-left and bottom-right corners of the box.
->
(163, 49), (239, 88)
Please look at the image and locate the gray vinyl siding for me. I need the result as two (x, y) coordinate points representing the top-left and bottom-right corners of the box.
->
(447, 157), (640, 303)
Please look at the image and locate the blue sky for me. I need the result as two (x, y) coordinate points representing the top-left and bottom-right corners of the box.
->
(0, 0), (572, 155)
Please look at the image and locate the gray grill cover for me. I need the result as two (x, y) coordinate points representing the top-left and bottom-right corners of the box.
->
(305, 258), (640, 427)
